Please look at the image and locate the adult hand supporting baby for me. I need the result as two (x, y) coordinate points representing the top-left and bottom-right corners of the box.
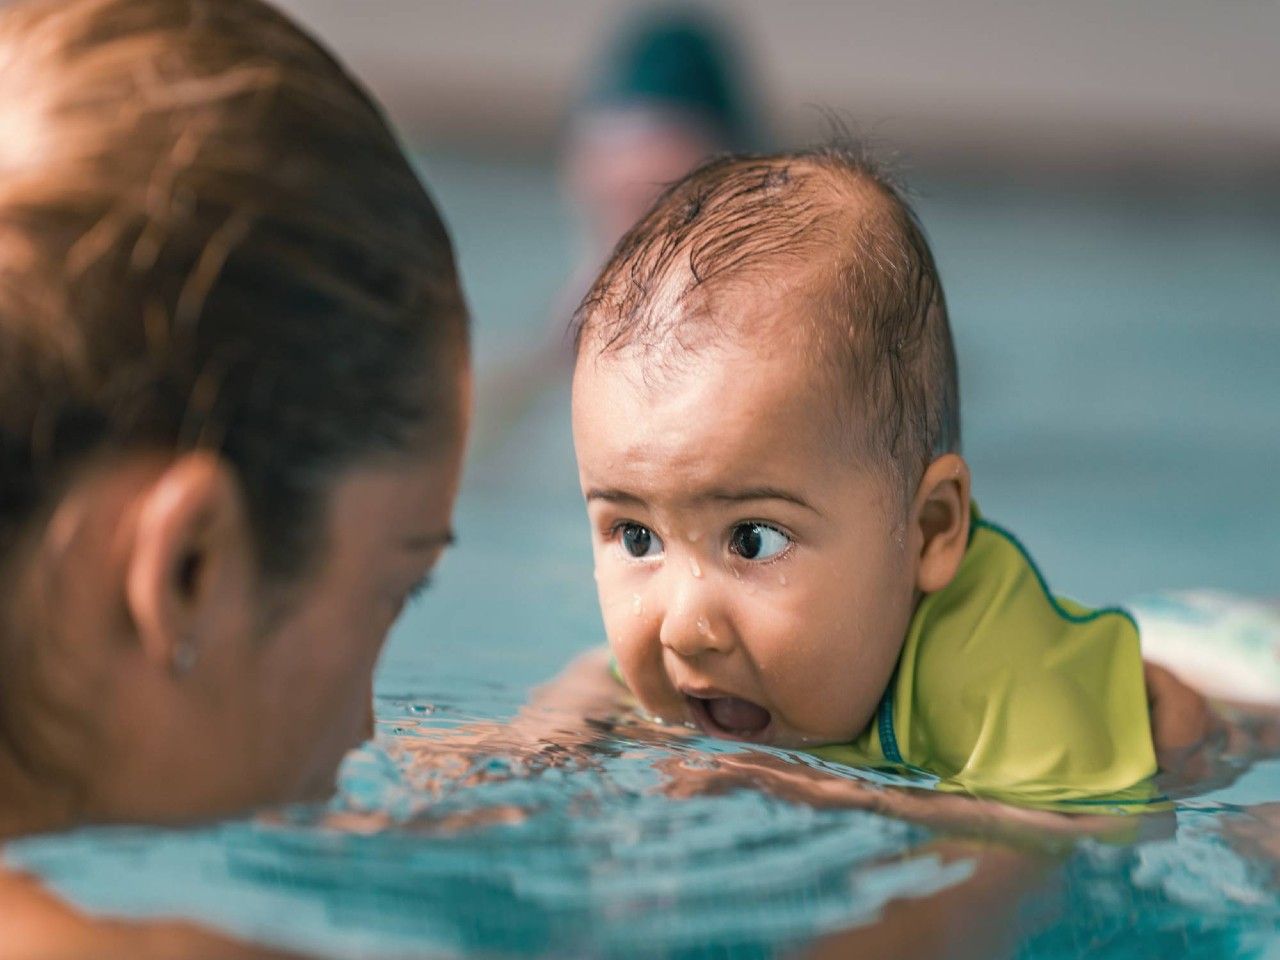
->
(656, 749), (1170, 847)
(798, 841), (1052, 960)
(656, 750), (1157, 959)
(398, 647), (660, 790)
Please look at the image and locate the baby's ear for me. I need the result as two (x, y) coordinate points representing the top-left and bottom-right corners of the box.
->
(911, 454), (971, 594)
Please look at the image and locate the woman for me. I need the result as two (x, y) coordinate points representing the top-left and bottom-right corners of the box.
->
(0, 0), (468, 953)
(563, 8), (757, 265)
(475, 9), (759, 457)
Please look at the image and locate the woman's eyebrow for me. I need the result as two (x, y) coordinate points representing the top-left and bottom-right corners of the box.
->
(401, 530), (456, 551)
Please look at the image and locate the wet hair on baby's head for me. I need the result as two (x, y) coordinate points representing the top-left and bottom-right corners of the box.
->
(573, 141), (959, 487)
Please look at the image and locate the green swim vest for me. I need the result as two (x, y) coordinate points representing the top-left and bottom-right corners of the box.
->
(810, 509), (1159, 806)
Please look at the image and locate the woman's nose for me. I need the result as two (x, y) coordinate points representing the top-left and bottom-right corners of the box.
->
(657, 565), (733, 658)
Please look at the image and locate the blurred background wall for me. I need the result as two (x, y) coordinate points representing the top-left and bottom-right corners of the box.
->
(275, 0), (1279, 189)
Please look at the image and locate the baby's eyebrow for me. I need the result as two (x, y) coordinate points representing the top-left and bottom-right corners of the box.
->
(699, 487), (820, 514)
(585, 486), (820, 515)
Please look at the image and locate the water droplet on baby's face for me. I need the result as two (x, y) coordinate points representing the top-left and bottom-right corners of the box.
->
(632, 594), (643, 615)
(778, 574), (788, 586)
(696, 616), (710, 635)
(689, 557), (703, 579)
(687, 530), (702, 542)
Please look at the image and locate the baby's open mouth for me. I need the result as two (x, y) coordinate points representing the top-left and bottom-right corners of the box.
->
(683, 692), (773, 741)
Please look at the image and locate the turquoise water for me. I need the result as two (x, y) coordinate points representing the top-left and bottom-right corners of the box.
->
(4, 157), (1279, 957)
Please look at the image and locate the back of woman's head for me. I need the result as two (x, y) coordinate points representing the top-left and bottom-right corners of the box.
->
(0, 0), (466, 580)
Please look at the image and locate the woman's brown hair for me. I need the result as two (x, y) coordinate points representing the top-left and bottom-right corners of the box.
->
(0, 0), (466, 579)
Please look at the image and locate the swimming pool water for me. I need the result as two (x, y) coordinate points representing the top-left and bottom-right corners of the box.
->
(4, 156), (1278, 958)
(8, 674), (1280, 958)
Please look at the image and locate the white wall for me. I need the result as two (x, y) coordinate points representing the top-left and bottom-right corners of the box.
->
(3, 0), (1276, 175)
(267, 0), (1280, 176)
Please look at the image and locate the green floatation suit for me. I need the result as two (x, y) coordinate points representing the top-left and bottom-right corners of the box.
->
(810, 507), (1160, 807)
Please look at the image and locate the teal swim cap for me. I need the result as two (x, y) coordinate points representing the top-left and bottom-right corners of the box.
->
(582, 9), (755, 150)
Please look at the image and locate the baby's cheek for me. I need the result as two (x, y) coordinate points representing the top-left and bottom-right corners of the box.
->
(596, 570), (635, 642)
(596, 575), (646, 662)
(756, 605), (889, 742)
(773, 662), (882, 742)
(597, 583), (673, 711)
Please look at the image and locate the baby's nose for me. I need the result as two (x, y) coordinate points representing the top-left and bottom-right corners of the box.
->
(660, 616), (733, 658)
(658, 575), (733, 658)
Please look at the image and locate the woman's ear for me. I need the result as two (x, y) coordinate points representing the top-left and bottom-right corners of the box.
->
(124, 452), (255, 677)
(911, 453), (972, 595)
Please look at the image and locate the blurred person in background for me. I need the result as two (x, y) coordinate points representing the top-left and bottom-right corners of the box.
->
(476, 7), (761, 449)
(562, 6), (757, 300)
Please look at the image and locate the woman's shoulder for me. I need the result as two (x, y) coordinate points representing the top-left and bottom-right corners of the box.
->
(0, 865), (304, 960)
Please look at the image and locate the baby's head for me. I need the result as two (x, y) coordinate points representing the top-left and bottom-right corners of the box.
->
(571, 145), (971, 748)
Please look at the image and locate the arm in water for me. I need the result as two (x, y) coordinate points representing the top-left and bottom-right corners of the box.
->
(0, 867), (309, 960)
(399, 647), (1196, 844)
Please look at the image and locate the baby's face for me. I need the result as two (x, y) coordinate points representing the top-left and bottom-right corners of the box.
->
(573, 337), (920, 749)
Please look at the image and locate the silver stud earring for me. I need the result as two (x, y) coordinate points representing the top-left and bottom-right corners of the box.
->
(172, 638), (198, 677)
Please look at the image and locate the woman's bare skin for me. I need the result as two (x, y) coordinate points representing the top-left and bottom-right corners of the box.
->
(0, 867), (307, 960)
(797, 841), (1054, 960)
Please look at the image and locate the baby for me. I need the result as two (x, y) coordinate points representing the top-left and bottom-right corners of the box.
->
(564, 144), (1212, 805)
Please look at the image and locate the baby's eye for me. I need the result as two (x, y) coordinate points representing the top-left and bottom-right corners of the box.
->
(618, 522), (663, 559)
(728, 523), (790, 561)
